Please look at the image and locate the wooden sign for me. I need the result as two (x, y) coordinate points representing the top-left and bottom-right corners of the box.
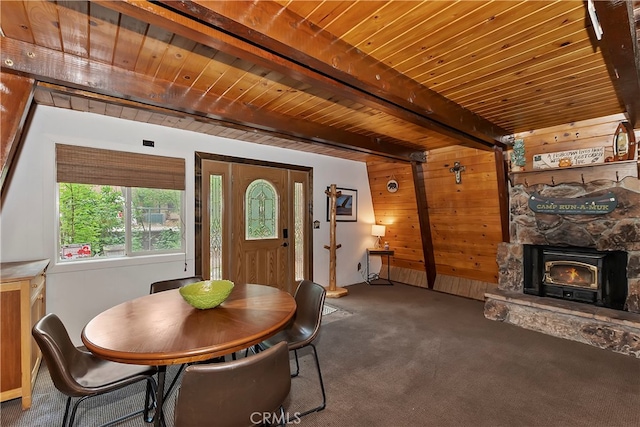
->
(532, 147), (605, 169)
(528, 192), (617, 215)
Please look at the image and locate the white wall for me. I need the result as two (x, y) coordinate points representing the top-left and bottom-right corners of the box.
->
(0, 106), (380, 344)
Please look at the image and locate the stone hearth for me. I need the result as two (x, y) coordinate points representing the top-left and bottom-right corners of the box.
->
(485, 177), (640, 357)
(485, 290), (640, 357)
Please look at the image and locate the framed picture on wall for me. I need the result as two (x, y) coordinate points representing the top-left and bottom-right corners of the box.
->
(326, 187), (357, 222)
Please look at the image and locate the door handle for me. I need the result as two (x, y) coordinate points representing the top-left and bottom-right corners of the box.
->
(282, 242), (289, 247)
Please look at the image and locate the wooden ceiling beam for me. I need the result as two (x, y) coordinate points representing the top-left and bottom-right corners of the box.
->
(593, 0), (640, 127)
(411, 161), (436, 289)
(175, 0), (510, 146)
(97, 0), (506, 150)
(0, 38), (423, 162)
(0, 71), (36, 196)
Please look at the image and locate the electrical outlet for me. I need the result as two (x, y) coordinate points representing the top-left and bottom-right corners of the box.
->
(357, 262), (361, 271)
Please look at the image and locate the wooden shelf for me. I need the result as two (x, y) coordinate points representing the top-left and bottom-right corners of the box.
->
(509, 160), (639, 187)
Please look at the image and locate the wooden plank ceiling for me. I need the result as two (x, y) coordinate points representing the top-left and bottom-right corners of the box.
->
(1, 0), (638, 162)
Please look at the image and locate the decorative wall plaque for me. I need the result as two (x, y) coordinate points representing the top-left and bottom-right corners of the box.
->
(528, 192), (617, 215)
(613, 121), (636, 161)
(448, 161), (465, 184)
(532, 147), (605, 170)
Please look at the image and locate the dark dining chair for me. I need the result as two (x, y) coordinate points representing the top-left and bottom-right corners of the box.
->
(32, 313), (157, 427)
(259, 280), (327, 417)
(174, 341), (291, 427)
(149, 275), (203, 294)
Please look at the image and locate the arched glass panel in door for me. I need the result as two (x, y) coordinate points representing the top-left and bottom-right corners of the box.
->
(245, 179), (278, 240)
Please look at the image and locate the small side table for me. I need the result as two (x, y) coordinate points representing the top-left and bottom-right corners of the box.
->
(366, 248), (394, 286)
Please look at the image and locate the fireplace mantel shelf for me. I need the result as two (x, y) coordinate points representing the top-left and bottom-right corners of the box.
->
(509, 159), (639, 187)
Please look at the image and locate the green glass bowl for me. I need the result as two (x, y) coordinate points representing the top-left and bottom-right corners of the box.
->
(179, 280), (234, 309)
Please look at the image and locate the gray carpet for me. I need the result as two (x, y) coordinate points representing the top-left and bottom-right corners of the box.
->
(3, 283), (640, 426)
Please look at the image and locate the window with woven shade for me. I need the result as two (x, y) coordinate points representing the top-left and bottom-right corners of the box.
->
(55, 144), (186, 261)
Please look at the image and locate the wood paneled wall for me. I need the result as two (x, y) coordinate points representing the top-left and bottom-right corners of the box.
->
(367, 159), (428, 287)
(511, 113), (638, 168)
(367, 146), (503, 299)
(366, 113), (639, 301)
(424, 146), (502, 288)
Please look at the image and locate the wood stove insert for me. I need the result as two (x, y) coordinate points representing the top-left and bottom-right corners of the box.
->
(523, 245), (627, 310)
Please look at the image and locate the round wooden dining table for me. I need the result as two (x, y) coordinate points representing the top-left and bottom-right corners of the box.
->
(81, 283), (296, 427)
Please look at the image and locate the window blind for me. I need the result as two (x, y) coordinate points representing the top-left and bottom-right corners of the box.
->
(56, 144), (185, 190)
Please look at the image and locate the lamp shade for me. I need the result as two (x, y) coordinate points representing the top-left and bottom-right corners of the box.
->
(371, 224), (386, 237)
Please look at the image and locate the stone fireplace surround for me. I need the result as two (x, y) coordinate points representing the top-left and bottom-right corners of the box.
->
(484, 177), (640, 357)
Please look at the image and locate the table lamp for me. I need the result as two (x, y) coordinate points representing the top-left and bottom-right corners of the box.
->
(371, 224), (386, 249)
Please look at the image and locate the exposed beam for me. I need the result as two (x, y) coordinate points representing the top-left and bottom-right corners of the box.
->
(0, 38), (424, 162)
(1, 71), (35, 196)
(36, 82), (420, 163)
(411, 161), (436, 289)
(594, 0), (640, 127)
(493, 146), (510, 243)
(176, 0), (510, 146)
(97, 0), (506, 150)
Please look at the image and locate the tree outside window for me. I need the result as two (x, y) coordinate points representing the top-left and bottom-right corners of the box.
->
(58, 183), (183, 260)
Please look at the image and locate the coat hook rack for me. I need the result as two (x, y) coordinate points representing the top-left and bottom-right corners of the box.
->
(509, 160), (638, 188)
(324, 184), (347, 298)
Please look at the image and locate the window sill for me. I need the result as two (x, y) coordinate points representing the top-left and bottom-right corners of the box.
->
(49, 253), (186, 274)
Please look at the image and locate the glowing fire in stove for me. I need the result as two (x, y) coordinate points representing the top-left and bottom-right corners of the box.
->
(556, 266), (588, 285)
(568, 268), (580, 282)
(544, 259), (599, 290)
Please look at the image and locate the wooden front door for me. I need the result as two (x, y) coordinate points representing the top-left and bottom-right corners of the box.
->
(232, 164), (289, 291)
(200, 159), (309, 295)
